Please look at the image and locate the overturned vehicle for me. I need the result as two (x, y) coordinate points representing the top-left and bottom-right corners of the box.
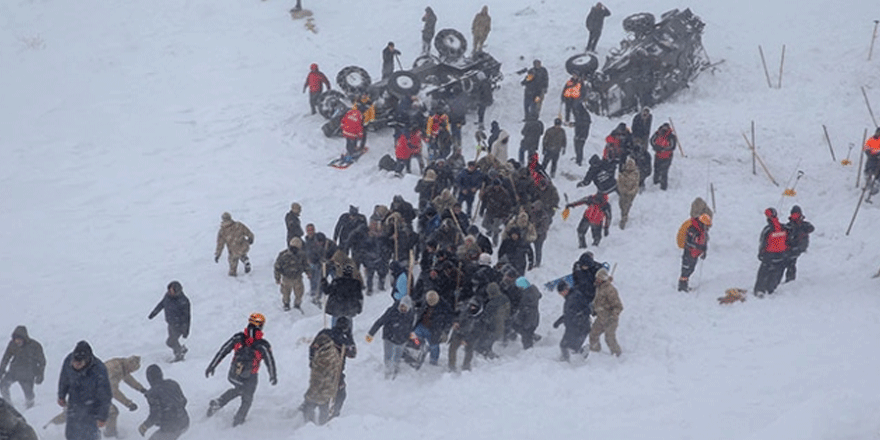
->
(316, 29), (503, 137)
(565, 8), (716, 117)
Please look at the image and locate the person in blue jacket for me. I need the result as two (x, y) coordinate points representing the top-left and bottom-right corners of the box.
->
(57, 341), (111, 440)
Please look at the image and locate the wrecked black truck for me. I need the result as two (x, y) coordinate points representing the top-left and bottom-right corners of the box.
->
(316, 29), (503, 137)
(566, 8), (717, 117)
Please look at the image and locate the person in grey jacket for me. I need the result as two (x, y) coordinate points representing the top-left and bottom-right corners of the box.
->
(0, 326), (45, 409)
(57, 341), (112, 440)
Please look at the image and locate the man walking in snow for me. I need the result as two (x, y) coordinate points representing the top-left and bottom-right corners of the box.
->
(753, 208), (789, 297)
(148, 281), (191, 362)
(214, 212), (254, 277)
(0, 326), (45, 410)
(302, 63), (331, 115)
(585, 2), (610, 52)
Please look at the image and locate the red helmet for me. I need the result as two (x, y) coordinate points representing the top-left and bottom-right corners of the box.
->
(310, 63), (318, 71)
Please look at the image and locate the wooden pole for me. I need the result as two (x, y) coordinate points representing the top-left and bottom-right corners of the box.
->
(861, 86), (878, 127)
(668, 117), (686, 158)
(751, 121), (757, 175)
(759, 45), (773, 88)
(822, 125), (837, 161)
(846, 174), (874, 236)
(869, 20), (879, 61)
(710, 183), (716, 212)
(857, 128), (867, 188)
(742, 132), (779, 186)
(777, 44), (785, 89)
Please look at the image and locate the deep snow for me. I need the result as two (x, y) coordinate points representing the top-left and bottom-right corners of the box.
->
(2, 0), (880, 439)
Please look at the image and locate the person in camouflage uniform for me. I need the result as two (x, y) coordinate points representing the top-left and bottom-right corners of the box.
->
(617, 157), (640, 230)
(471, 6), (491, 54)
(103, 356), (147, 438)
(301, 317), (356, 424)
(589, 268), (623, 356)
(274, 237), (310, 311)
(0, 326), (45, 409)
(0, 397), (37, 440)
(214, 212), (254, 276)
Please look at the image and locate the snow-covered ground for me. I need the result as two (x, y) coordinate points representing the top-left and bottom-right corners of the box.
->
(2, 0), (880, 438)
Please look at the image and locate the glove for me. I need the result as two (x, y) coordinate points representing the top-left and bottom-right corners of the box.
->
(248, 237), (254, 245)
(205, 367), (214, 378)
(214, 255), (220, 263)
(552, 316), (563, 329)
(138, 423), (148, 437)
(270, 377), (277, 386)
(34, 374), (43, 385)
(365, 334), (373, 343)
(700, 252), (707, 260)
(576, 181), (586, 188)
(527, 263), (533, 271)
(128, 403), (138, 412)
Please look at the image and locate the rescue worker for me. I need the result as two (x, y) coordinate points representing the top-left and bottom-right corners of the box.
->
(589, 268), (623, 356)
(651, 122), (677, 190)
(147, 281), (191, 362)
(103, 356), (147, 438)
(302, 63), (331, 115)
(783, 205), (815, 283)
(541, 118), (566, 178)
(0, 326), (45, 409)
(340, 104), (365, 158)
(566, 193), (612, 248)
(552, 281), (591, 362)
(471, 6), (491, 54)
(382, 42), (400, 79)
(753, 208), (789, 297)
(864, 127), (880, 198)
(585, 2), (611, 52)
(617, 157), (640, 230)
(205, 313), (277, 427)
(678, 214), (711, 292)
(274, 237), (309, 311)
(561, 75), (583, 123)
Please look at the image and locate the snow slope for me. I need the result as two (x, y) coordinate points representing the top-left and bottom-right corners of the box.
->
(2, 0), (880, 438)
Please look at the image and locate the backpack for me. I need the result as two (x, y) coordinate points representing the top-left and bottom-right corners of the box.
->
(379, 154), (397, 172)
(676, 219), (691, 249)
(228, 342), (259, 386)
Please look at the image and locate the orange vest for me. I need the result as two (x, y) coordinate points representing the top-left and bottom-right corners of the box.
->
(764, 220), (788, 254)
(563, 80), (582, 99)
(865, 136), (880, 156)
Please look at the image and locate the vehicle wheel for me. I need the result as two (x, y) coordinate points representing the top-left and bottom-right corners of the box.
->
(336, 66), (371, 94)
(565, 54), (599, 77)
(316, 90), (348, 119)
(412, 54), (440, 69)
(386, 71), (421, 98)
(434, 29), (467, 61)
(622, 13), (655, 37)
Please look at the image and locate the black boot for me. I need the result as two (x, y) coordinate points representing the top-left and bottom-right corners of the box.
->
(578, 236), (587, 249)
(678, 277), (689, 292)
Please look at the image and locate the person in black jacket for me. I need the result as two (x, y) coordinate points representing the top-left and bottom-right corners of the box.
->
(323, 264), (365, 328)
(473, 72), (493, 127)
(285, 202), (304, 244)
(518, 116), (544, 165)
(148, 281), (191, 362)
(366, 296), (415, 379)
(382, 42), (400, 79)
(333, 206), (367, 255)
(783, 205), (815, 283)
(577, 154), (617, 194)
(511, 277), (541, 349)
(0, 326), (45, 409)
(630, 107), (652, 150)
(138, 365), (188, 440)
(521, 60), (548, 120)
(572, 252), (604, 303)
(57, 341), (112, 440)
(497, 228), (534, 276)
(572, 99), (592, 166)
(412, 291), (454, 366)
(585, 2), (611, 52)
(552, 282), (592, 361)
(205, 313), (277, 427)
(0, 397), (38, 440)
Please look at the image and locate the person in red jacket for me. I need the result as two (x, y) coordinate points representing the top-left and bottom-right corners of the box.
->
(341, 106), (364, 157)
(753, 208), (790, 297)
(678, 214), (711, 292)
(651, 123), (677, 190)
(566, 193), (612, 248)
(395, 128), (422, 176)
(302, 63), (331, 115)
(864, 127), (880, 199)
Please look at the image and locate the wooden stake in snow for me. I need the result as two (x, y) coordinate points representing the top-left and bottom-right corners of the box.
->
(869, 20), (879, 61)
(759, 45), (773, 88)
(751, 121), (757, 176)
(857, 128), (867, 188)
(861, 86), (878, 127)
(668, 117), (686, 158)
(710, 183), (716, 212)
(742, 132), (779, 186)
(822, 125), (837, 162)
(846, 174), (875, 236)
(777, 45), (785, 89)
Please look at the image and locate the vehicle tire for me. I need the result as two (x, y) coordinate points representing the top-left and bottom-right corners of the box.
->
(622, 13), (655, 37)
(336, 66), (371, 94)
(412, 54), (440, 69)
(386, 71), (421, 98)
(322, 120), (340, 138)
(565, 53), (599, 77)
(434, 29), (467, 61)
(316, 90), (348, 119)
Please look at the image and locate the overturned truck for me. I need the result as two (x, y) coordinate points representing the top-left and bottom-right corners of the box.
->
(566, 8), (716, 117)
(316, 29), (503, 137)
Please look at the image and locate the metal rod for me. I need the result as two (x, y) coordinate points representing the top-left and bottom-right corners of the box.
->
(777, 44), (785, 89)
(751, 121), (756, 175)
(862, 86), (878, 127)
(857, 128), (867, 188)
(869, 20), (879, 61)
(822, 124), (837, 161)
